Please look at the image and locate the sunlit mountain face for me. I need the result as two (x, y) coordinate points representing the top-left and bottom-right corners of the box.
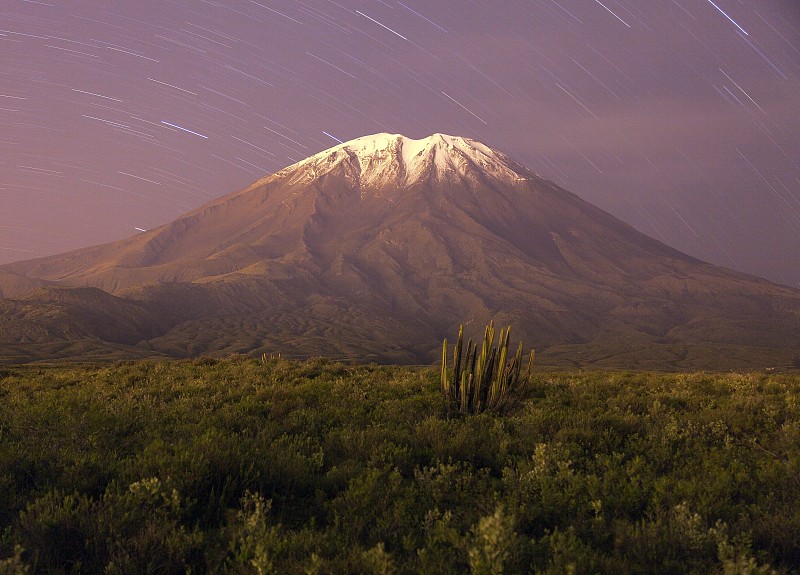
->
(2, 134), (800, 368)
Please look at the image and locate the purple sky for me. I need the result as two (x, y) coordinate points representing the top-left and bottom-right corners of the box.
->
(2, 1), (799, 286)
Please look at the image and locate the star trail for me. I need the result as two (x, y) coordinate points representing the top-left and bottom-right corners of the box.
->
(1, 0), (799, 286)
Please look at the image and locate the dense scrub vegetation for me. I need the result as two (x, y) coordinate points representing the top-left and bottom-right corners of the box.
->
(1, 357), (798, 574)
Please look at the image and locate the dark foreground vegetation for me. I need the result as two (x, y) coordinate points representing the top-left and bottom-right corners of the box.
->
(1, 357), (798, 574)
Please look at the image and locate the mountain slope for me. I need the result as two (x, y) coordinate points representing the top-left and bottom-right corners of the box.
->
(2, 133), (799, 367)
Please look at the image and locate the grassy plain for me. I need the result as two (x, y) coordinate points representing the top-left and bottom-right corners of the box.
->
(1, 357), (798, 573)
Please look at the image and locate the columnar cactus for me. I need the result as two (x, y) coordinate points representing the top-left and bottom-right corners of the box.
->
(441, 321), (534, 414)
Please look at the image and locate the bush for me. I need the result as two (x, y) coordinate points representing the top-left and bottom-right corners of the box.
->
(17, 491), (92, 573)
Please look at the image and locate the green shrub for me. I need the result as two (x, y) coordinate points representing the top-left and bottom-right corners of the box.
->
(467, 505), (517, 575)
(0, 545), (29, 575)
(97, 477), (205, 575)
(16, 491), (92, 573)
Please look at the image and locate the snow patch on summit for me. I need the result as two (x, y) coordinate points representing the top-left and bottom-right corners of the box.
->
(278, 133), (529, 188)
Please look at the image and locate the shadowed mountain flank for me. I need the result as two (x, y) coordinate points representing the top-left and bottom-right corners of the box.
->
(2, 133), (799, 368)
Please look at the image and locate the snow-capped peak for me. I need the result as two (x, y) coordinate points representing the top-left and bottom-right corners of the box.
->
(277, 133), (529, 187)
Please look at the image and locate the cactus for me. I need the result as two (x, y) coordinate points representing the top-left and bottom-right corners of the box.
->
(440, 321), (534, 414)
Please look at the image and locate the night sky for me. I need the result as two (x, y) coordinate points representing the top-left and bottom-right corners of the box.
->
(2, 1), (799, 286)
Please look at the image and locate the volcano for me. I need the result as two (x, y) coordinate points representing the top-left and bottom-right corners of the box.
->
(2, 133), (799, 368)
